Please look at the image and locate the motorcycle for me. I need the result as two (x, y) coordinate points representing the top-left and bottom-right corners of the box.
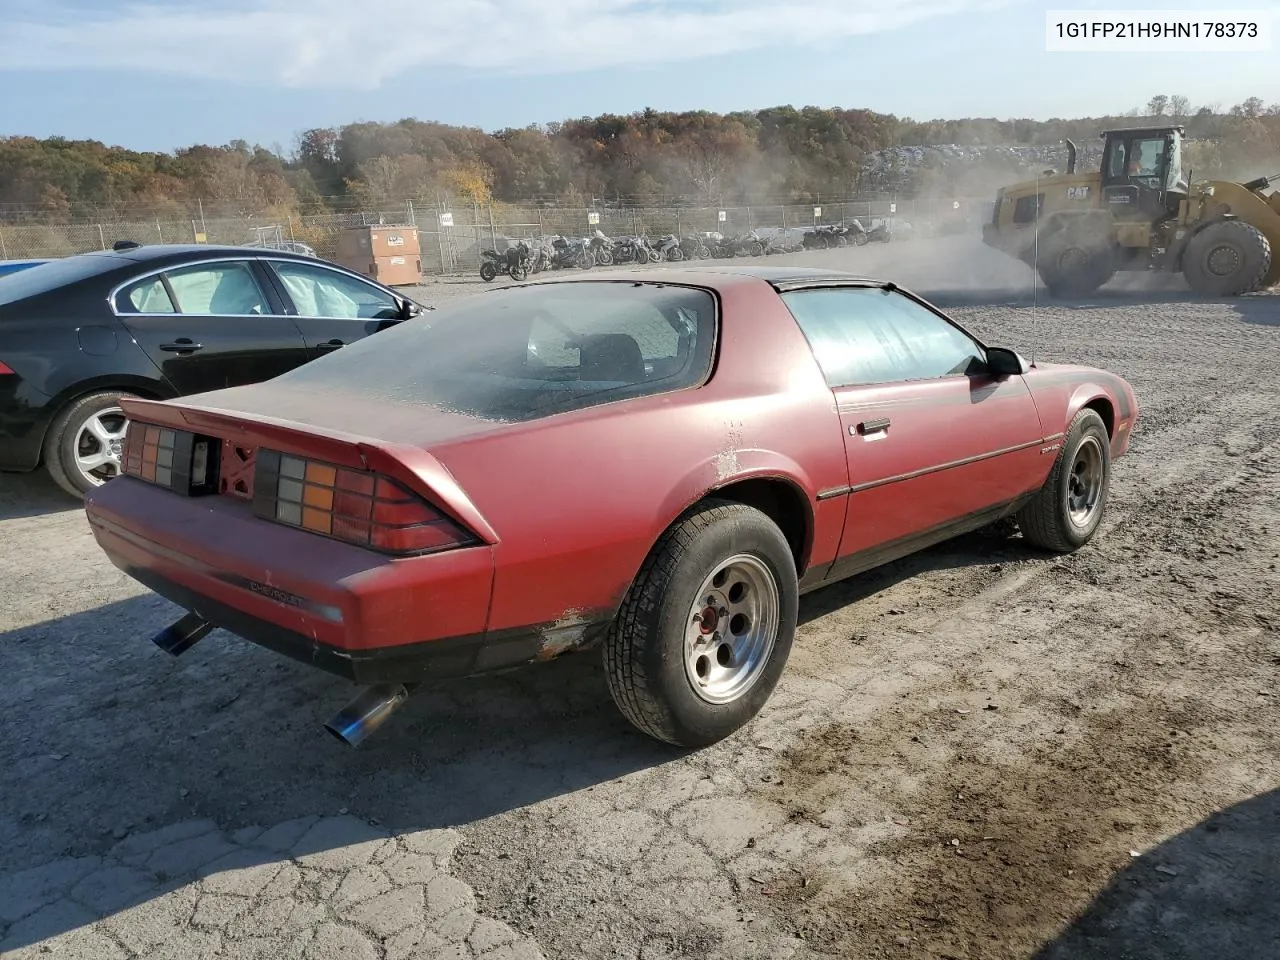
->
(549, 236), (595, 269)
(587, 230), (616, 265)
(654, 234), (684, 261)
(633, 235), (663, 263)
(479, 242), (531, 282)
(680, 235), (710, 259)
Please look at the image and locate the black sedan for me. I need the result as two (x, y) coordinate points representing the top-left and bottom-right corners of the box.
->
(0, 244), (428, 497)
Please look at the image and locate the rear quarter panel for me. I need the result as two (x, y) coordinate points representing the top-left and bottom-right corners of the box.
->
(427, 277), (852, 636)
(0, 281), (172, 468)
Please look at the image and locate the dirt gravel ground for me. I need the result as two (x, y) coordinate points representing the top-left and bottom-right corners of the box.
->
(2, 238), (1279, 960)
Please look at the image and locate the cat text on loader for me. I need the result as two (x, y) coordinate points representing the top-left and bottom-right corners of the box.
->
(982, 125), (1280, 297)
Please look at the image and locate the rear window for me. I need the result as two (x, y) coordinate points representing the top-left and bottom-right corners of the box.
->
(276, 281), (718, 421)
(0, 253), (122, 306)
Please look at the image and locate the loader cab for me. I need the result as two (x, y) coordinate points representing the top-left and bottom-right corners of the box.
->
(1100, 125), (1187, 220)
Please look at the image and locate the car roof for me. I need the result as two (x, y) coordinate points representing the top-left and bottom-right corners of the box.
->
(73, 243), (320, 265)
(524, 264), (885, 288)
(511, 263), (894, 293)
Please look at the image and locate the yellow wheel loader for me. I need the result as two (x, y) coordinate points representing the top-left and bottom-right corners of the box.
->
(982, 125), (1280, 297)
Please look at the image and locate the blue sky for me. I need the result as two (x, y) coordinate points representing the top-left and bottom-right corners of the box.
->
(1, 0), (1276, 155)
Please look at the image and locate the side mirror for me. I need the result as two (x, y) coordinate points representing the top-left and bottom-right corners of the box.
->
(986, 346), (1029, 377)
(399, 299), (424, 320)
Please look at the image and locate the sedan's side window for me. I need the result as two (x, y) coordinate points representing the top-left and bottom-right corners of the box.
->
(780, 287), (987, 388)
(164, 262), (270, 316)
(268, 261), (400, 320)
(121, 277), (176, 313)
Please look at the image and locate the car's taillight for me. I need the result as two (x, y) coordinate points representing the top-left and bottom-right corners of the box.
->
(252, 449), (477, 556)
(0, 360), (15, 375)
(121, 422), (219, 495)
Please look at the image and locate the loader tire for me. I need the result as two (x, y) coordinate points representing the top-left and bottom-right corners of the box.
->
(1038, 237), (1114, 297)
(1182, 220), (1272, 297)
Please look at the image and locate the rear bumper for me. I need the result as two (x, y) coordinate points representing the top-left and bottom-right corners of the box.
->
(0, 382), (53, 472)
(82, 477), (540, 684)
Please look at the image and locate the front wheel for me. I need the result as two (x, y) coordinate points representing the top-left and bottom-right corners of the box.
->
(1015, 408), (1111, 552)
(666, 247), (684, 261)
(1182, 220), (1272, 296)
(508, 262), (529, 281)
(479, 261), (497, 282)
(44, 390), (134, 498)
(603, 499), (798, 747)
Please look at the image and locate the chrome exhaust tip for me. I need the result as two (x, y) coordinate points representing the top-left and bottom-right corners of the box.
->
(152, 612), (213, 656)
(324, 683), (415, 748)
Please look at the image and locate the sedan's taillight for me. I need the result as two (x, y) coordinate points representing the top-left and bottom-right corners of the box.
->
(0, 360), (15, 375)
(252, 449), (477, 556)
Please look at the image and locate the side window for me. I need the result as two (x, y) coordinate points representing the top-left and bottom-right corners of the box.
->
(269, 261), (400, 320)
(119, 277), (176, 314)
(164, 262), (270, 316)
(1012, 193), (1043, 224)
(780, 287), (987, 388)
(1106, 140), (1127, 179)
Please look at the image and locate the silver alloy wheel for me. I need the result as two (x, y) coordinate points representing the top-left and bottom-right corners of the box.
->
(684, 554), (780, 704)
(1066, 435), (1104, 526)
(74, 405), (129, 486)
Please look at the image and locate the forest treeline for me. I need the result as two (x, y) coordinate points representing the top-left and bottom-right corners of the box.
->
(2, 94), (1276, 223)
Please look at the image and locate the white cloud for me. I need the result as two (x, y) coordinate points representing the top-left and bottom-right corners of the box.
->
(0, 0), (1026, 89)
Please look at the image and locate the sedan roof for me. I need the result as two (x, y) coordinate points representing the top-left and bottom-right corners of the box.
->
(80, 243), (320, 264)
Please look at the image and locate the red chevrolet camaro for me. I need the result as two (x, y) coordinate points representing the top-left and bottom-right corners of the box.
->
(83, 266), (1138, 749)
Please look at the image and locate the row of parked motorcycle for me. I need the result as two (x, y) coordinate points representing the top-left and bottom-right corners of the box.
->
(478, 219), (896, 282)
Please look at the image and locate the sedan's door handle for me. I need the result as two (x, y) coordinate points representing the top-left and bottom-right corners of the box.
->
(855, 417), (891, 435)
(317, 338), (345, 350)
(159, 339), (202, 353)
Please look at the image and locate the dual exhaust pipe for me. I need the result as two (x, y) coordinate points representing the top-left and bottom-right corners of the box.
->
(151, 612), (416, 747)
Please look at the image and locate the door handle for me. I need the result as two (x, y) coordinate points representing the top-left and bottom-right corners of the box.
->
(317, 339), (345, 350)
(159, 339), (202, 353)
(855, 417), (891, 435)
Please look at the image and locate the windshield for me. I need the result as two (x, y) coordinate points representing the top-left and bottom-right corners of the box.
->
(275, 280), (718, 422)
(0, 252), (121, 306)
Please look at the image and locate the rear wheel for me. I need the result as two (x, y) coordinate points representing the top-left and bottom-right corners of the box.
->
(44, 390), (134, 499)
(603, 499), (798, 747)
(1039, 241), (1114, 297)
(1015, 408), (1111, 552)
(1182, 220), (1272, 296)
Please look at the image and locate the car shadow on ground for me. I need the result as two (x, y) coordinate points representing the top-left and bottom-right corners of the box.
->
(1031, 788), (1280, 960)
(0, 520), (1049, 950)
(0, 471), (78, 521)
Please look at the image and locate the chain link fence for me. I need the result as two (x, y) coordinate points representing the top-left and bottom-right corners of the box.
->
(0, 198), (997, 276)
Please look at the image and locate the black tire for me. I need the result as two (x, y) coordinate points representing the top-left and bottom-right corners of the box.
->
(603, 499), (798, 748)
(1015, 408), (1111, 552)
(43, 389), (135, 499)
(853, 232), (868, 246)
(1182, 220), (1272, 296)
(479, 261), (497, 282)
(1038, 236), (1115, 297)
(508, 262), (529, 281)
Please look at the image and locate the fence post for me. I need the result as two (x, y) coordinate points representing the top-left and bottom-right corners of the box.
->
(435, 197), (449, 276)
(0, 225), (6, 259)
(98, 224), (106, 250)
(488, 202), (497, 251)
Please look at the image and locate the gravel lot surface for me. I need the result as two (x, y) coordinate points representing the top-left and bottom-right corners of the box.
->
(2, 238), (1278, 960)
